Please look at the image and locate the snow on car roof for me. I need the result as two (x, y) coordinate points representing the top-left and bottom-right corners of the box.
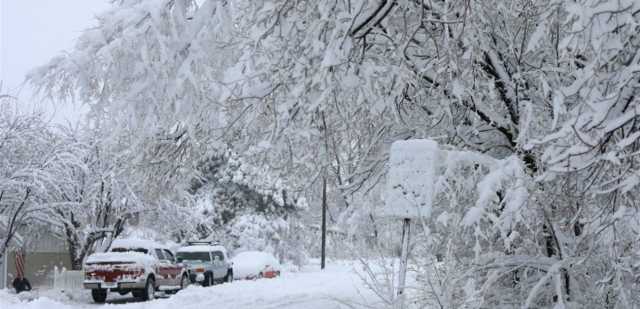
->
(177, 245), (227, 254)
(86, 251), (155, 264)
(232, 251), (277, 263)
(110, 238), (166, 251)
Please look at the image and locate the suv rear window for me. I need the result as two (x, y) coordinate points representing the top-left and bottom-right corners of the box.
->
(176, 252), (211, 262)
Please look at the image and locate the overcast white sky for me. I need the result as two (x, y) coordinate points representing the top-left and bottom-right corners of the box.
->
(1, 0), (110, 124)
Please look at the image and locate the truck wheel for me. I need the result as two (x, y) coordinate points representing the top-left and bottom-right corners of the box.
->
(142, 277), (156, 301)
(180, 274), (190, 289)
(132, 290), (144, 298)
(91, 289), (107, 303)
(225, 270), (233, 283)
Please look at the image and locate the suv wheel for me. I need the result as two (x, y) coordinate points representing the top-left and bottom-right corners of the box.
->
(203, 273), (214, 287)
(91, 289), (107, 303)
(142, 277), (156, 301)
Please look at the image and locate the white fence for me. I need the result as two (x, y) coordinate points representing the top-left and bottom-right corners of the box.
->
(53, 266), (84, 291)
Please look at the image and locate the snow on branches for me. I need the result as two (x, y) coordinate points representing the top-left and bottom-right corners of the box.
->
(0, 97), (85, 259)
(25, 0), (640, 307)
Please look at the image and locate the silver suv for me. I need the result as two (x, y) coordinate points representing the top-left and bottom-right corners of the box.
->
(176, 241), (233, 286)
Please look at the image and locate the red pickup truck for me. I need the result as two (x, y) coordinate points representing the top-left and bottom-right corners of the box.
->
(83, 239), (188, 303)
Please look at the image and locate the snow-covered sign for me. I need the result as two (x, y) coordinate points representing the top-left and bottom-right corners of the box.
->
(381, 139), (442, 219)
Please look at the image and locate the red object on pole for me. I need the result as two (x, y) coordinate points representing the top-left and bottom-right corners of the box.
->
(15, 250), (25, 278)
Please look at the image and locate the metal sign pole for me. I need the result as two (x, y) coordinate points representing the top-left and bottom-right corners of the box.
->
(384, 140), (439, 309)
(396, 217), (411, 309)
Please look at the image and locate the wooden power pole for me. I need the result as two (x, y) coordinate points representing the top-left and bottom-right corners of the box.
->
(321, 175), (327, 270)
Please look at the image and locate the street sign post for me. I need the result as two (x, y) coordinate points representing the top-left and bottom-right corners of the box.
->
(381, 139), (441, 309)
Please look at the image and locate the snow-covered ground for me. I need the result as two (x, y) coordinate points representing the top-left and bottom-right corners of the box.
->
(0, 262), (383, 309)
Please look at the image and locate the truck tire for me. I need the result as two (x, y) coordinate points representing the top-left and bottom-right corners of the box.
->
(91, 289), (107, 303)
(180, 273), (190, 290)
(132, 290), (144, 298)
(142, 277), (156, 301)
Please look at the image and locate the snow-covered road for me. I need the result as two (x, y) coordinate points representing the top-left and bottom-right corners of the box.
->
(0, 263), (381, 309)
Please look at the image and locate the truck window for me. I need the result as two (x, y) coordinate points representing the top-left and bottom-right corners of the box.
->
(163, 249), (175, 262)
(154, 249), (165, 260)
(111, 247), (148, 254)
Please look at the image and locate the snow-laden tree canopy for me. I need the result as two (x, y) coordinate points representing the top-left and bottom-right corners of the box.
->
(28, 0), (640, 307)
(0, 96), (87, 260)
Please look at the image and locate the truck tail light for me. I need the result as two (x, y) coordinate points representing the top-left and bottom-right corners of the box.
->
(124, 265), (145, 278)
(195, 268), (205, 273)
(85, 265), (96, 279)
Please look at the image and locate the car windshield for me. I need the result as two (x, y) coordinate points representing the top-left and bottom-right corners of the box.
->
(111, 247), (148, 254)
(176, 252), (211, 262)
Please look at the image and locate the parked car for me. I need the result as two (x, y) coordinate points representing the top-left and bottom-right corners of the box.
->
(231, 251), (281, 280)
(83, 239), (189, 303)
(176, 241), (233, 286)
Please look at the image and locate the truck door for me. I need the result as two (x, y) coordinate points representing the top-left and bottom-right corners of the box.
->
(154, 249), (170, 285)
(163, 249), (181, 284)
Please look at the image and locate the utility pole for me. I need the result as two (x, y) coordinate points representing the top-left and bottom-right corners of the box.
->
(321, 175), (327, 270)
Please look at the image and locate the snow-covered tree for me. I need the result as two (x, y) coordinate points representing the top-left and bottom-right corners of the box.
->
(49, 128), (145, 269)
(28, 2), (310, 258)
(0, 96), (84, 261)
(185, 150), (307, 262)
(28, 0), (640, 307)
